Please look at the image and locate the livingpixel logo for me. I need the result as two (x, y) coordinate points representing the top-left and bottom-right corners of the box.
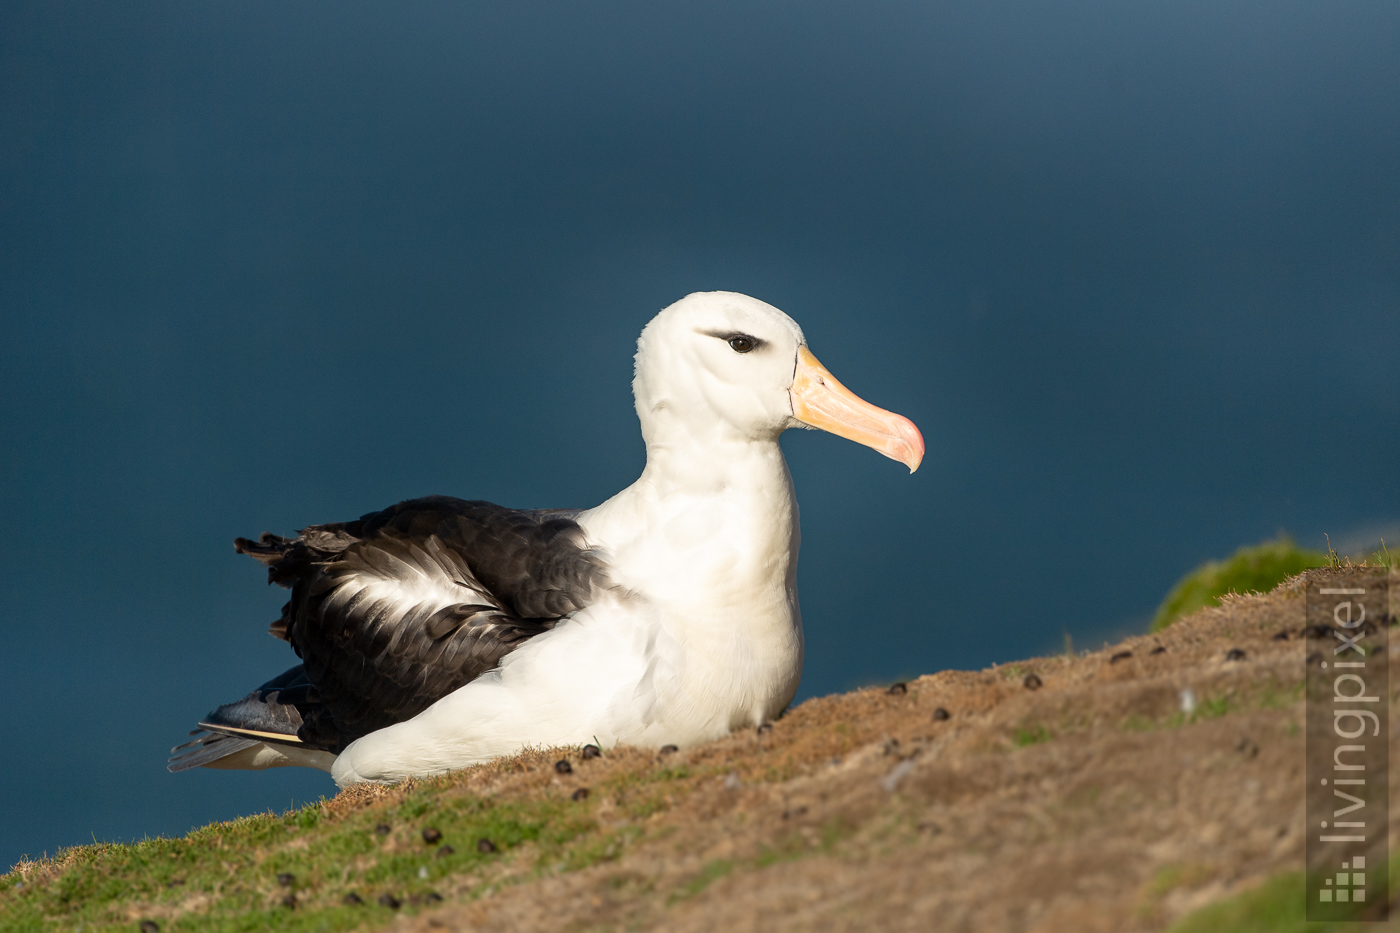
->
(1306, 570), (1390, 921)
(1318, 855), (1367, 904)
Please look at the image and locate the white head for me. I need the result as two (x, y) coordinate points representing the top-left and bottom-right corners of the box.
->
(633, 291), (923, 470)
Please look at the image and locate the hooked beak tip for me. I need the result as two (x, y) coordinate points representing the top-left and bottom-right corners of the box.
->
(895, 417), (925, 473)
(790, 346), (925, 474)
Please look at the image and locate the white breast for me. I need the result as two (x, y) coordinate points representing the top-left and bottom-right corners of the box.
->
(576, 441), (805, 737)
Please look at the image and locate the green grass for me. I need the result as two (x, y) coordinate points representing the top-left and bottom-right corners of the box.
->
(669, 859), (735, 902)
(1165, 856), (1400, 933)
(752, 814), (862, 870)
(1151, 537), (1329, 632)
(0, 755), (725, 932)
(1165, 871), (1313, 933)
(1144, 862), (1217, 904)
(1119, 692), (1241, 732)
(1121, 679), (1307, 734)
(0, 786), (597, 932)
(1012, 724), (1051, 747)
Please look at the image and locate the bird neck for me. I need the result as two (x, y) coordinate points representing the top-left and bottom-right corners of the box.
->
(579, 428), (801, 602)
(640, 428), (789, 498)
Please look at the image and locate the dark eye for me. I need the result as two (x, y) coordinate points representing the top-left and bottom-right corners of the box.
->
(728, 335), (756, 353)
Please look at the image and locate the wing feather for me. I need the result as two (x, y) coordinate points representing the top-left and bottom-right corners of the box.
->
(209, 497), (611, 755)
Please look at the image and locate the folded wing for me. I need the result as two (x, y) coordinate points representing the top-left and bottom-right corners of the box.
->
(169, 497), (609, 770)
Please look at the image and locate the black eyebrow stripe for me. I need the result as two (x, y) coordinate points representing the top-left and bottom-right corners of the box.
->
(699, 330), (767, 348)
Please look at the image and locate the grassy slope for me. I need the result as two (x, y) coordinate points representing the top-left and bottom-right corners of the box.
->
(0, 751), (693, 932)
(4, 567), (1397, 932)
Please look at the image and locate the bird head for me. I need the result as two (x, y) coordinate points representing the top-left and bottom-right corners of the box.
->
(633, 291), (923, 472)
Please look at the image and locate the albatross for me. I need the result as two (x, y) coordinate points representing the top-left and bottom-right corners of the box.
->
(169, 291), (923, 786)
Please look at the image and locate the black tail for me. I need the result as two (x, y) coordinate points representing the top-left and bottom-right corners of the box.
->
(166, 664), (342, 773)
(167, 731), (261, 772)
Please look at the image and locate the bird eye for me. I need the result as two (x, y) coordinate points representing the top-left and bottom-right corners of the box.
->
(728, 335), (756, 353)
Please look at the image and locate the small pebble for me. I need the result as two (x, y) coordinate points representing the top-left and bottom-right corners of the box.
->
(421, 827), (442, 844)
(555, 759), (573, 774)
(1109, 651), (1132, 664)
(343, 892), (364, 906)
(571, 787), (591, 801)
(418, 866), (429, 880)
(1272, 630), (1290, 641)
(932, 707), (950, 721)
(881, 759), (917, 792)
(276, 872), (295, 888)
(281, 893), (297, 909)
(139, 923), (160, 933)
(378, 893), (401, 909)
(1149, 646), (1166, 655)
(375, 823), (391, 835)
(477, 838), (499, 854)
(1225, 648), (1246, 662)
(436, 844), (455, 858)
(887, 682), (908, 695)
(756, 723), (772, 736)
(581, 744), (601, 759)
(659, 744), (679, 756)
(1023, 673), (1042, 690)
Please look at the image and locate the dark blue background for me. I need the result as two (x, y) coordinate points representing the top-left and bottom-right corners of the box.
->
(2, 1), (1396, 867)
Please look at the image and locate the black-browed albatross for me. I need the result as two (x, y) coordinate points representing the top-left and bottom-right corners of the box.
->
(170, 291), (923, 786)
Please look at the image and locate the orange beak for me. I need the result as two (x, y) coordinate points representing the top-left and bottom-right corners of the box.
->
(790, 346), (924, 473)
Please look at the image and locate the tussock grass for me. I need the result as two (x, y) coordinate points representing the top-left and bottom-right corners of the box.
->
(1151, 537), (1329, 632)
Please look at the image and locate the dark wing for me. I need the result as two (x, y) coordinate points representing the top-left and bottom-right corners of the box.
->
(170, 497), (608, 769)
